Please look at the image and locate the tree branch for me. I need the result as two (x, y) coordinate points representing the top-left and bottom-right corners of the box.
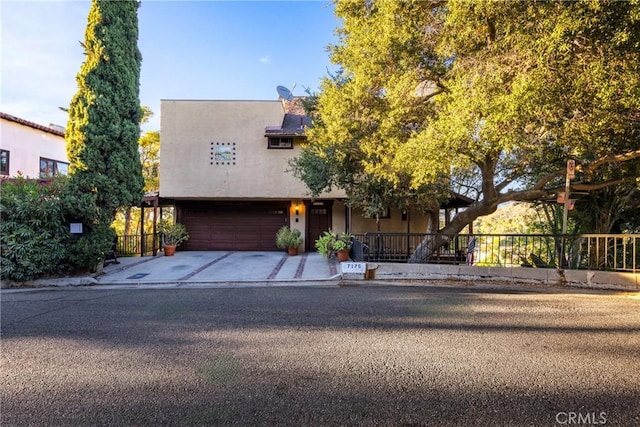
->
(532, 170), (565, 190)
(571, 179), (629, 192)
(580, 149), (640, 175)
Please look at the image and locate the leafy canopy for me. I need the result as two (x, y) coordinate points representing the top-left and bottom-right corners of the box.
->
(294, 0), (640, 251)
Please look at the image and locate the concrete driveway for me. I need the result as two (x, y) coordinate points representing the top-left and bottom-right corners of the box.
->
(98, 251), (340, 285)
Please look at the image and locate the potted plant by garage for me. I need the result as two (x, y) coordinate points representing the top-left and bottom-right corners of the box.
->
(276, 225), (303, 256)
(158, 219), (189, 256)
(333, 232), (353, 261)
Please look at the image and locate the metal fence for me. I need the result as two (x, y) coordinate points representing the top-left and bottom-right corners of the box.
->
(352, 233), (639, 273)
(116, 233), (162, 257)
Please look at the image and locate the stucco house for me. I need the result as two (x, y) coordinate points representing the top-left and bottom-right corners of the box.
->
(0, 112), (68, 178)
(160, 98), (446, 253)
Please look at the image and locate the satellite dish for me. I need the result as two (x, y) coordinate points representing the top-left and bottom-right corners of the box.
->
(276, 85), (294, 101)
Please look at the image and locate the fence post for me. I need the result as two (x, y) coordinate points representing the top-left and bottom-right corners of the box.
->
(140, 205), (145, 257)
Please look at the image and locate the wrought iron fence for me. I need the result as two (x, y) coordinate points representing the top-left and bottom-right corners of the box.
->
(116, 233), (162, 257)
(352, 233), (639, 273)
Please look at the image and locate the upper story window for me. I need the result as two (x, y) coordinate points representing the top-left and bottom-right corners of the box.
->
(40, 157), (69, 178)
(267, 137), (293, 149)
(0, 150), (9, 175)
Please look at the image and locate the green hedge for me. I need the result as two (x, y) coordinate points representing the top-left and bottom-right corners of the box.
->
(0, 175), (69, 281)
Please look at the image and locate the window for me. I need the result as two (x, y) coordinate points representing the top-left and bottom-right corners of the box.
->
(39, 157), (69, 177)
(268, 137), (293, 149)
(0, 150), (9, 175)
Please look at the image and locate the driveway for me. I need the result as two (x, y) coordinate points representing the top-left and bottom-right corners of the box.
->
(98, 251), (340, 285)
(2, 285), (638, 426)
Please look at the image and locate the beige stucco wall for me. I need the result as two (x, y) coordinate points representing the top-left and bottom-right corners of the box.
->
(350, 207), (429, 234)
(0, 117), (67, 178)
(160, 100), (345, 200)
(159, 100), (433, 240)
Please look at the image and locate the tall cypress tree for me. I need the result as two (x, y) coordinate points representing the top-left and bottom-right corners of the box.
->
(64, 0), (144, 269)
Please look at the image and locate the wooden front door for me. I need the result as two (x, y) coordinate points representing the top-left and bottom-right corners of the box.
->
(305, 200), (333, 252)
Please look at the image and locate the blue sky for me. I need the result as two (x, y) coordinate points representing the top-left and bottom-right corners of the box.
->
(1, 0), (339, 131)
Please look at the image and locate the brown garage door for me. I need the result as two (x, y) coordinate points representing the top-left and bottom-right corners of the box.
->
(179, 203), (288, 251)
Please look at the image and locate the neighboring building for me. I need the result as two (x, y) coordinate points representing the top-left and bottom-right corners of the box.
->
(160, 98), (436, 252)
(0, 112), (68, 178)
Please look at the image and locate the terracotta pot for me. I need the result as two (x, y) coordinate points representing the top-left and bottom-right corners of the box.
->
(288, 247), (299, 256)
(163, 245), (177, 256)
(337, 249), (350, 262)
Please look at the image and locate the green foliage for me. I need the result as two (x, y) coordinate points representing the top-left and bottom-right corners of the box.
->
(275, 226), (303, 250)
(291, 1), (450, 219)
(158, 220), (189, 246)
(64, 0), (144, 269)
(315, 231), (336, 258)
(112, 108), (161, 236)
(314, 231), (352, 257)
(299, 0), (640, 254)
(475, 203), (543, 235)
(0, 175), (69, 281)
(333, 232), (353, 252)
(65, 222), (115, 270)
(288, 146), (337, 199)
(139, 130), (160, 193)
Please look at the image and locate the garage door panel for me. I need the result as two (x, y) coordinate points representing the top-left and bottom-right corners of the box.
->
(180, 204), (287, 251)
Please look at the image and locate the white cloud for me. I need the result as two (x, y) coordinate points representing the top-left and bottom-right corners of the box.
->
(258, 55), (271, 64)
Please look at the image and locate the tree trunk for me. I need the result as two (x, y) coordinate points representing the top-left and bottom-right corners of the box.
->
(408, 196), (499, 263)
(123, 206), (133, 236)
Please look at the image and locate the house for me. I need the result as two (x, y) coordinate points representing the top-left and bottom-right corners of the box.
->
(0, 112), (68, 178)
(160, 98), (442, 253)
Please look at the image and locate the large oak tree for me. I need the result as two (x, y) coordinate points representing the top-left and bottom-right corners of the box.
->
(293, 0), (640, 262)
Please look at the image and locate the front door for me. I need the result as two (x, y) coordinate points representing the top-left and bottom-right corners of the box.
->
(305, 201), (333, 252)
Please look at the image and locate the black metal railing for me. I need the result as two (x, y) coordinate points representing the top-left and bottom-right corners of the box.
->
(116, 233), (162, 257)
(352, 233), (639, 273)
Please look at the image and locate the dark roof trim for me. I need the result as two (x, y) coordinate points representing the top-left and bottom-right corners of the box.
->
(264, 111), (312, 137)
(441, 192), (475, 209)
(0, 112), (65, 137)
(264, 130), (307, 137)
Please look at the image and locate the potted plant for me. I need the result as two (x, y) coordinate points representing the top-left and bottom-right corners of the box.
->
(315, 231), (353, 261)
(158, 219), (189, 256)
(315, 231), (336, 258)
(276, 225), (303, 256)
(334, 232), (353, 261)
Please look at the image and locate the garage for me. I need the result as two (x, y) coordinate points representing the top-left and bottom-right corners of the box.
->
(177, 202), (288, 251)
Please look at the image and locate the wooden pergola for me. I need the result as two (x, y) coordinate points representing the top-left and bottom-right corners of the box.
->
(139, 192), (175, 256)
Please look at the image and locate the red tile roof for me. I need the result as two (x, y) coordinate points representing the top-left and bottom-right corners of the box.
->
(0, 112), (65, 137)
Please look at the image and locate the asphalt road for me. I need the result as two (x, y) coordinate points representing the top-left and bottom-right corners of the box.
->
(2, 285), (639, 426)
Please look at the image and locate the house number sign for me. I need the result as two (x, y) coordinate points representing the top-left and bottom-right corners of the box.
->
(341, 262), (366, 274)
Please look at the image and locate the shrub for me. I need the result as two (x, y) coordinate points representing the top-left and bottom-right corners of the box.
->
(315, 231), (336, 258)
(315, 231), (353, 257)
(275, 226), (303, 249)
(158, 220), (190, 246)
(0, 175), (69, 281)
(64, 222), (115, 271)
